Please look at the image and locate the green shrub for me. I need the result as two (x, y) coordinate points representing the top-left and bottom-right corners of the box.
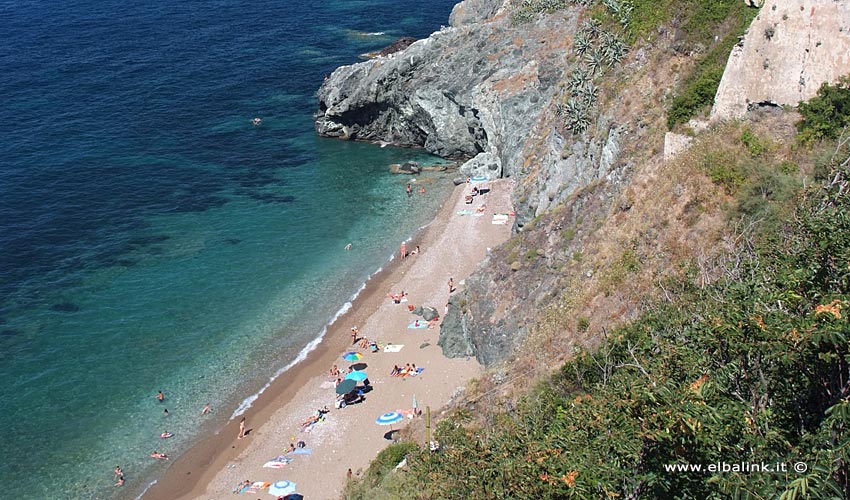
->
(701, 149), (746, 194)
(739, 127), (770, 157)
(667, 3), (756, 128)
(797, 76), (850, 143)
(363, 441), (418, 487)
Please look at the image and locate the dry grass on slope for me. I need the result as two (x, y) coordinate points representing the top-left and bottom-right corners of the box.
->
(468, 110), (811, 411)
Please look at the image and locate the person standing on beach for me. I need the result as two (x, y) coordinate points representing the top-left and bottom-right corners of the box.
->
(238, 417), (246, 439)
(448, 277), (454, 294)
(400, 242), (407, 260)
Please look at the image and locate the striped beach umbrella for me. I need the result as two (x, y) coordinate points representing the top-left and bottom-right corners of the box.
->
(268, 480), (296, 496)
(376, 412), (403, 426)
(342, 352), (362, 361)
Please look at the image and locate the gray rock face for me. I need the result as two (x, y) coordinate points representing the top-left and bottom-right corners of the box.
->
(449, 0), (505, 27)
(316, 9), (581, 181)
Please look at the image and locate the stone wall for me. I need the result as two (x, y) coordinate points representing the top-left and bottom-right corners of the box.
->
(712, 0), (850, 120)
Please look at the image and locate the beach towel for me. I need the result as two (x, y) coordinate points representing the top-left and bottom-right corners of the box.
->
(408, 367), (425, 377)
(408, 321), (429, 329)
(492, 214), (509, 225)
(246, 481), (270, 493)
(263, 460), (291, 469)
(472, 212), (485, 217)
(289, 448), (313, 455)
(456, 210), (473, 215)
(233, 483), (251, 494)
(383, 344), (404, 353)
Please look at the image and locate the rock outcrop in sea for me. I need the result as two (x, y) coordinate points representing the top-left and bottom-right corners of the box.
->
(316, 0), (624, 221)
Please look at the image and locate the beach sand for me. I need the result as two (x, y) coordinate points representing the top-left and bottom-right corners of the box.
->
(143, 179), (514, 500)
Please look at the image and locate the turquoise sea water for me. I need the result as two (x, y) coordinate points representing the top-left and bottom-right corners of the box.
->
(0, 1), (458, 498)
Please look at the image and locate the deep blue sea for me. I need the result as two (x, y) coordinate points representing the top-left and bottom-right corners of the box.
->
(0, 1), (458, 498)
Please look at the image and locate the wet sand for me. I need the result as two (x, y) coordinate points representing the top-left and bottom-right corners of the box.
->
(142, 179), (514, 500)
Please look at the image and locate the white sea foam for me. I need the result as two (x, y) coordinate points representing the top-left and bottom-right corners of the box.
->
(230, 270), (378, 419)
(134, 479), (157, 500)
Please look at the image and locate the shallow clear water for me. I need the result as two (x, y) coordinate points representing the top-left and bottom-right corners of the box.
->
(0, 1), (458, 498)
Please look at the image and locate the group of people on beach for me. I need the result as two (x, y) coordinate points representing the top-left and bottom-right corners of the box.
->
(390, 363), (419, 377)
(399, 242), (421, 260)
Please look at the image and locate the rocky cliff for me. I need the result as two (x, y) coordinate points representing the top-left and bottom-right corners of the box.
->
(316, 0), (626, 221)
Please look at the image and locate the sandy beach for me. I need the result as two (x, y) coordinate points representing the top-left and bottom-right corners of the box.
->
(142, 179), (514, 500)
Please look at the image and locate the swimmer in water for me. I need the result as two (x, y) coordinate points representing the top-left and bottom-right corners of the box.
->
(344, 243), (352, 251)
(252, 117), (262, 126)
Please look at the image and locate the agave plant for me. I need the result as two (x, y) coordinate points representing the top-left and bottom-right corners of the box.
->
(568, 65), (592, 94)
(573, 31), (592, 56)
(564, 96), (592, 133)
(598, 30), (626, 66)
(584, 48), (604, 75)
(617, 1), (634, 28)
(577, 80), (599, 105)
(580, 19), (601, 38)
(555, 102), (566, 117)
(603, 38), (626, 67)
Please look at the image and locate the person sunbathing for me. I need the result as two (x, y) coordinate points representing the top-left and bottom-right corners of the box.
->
(150, 451), (168, 460)
(359, 337), (369, 348)
(390, 365), (400, 376)
(301, 414), (321, 429)
(475, 204), (487, 213)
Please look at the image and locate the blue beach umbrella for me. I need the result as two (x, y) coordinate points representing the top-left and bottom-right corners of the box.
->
(376, 412), (403, 426)
(344, 370), (368, 382)
(268, 480), (296, 497)
(342, 352), (362, 361)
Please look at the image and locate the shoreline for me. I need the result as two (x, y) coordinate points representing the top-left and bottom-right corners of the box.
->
(142, 179), (515, 499)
